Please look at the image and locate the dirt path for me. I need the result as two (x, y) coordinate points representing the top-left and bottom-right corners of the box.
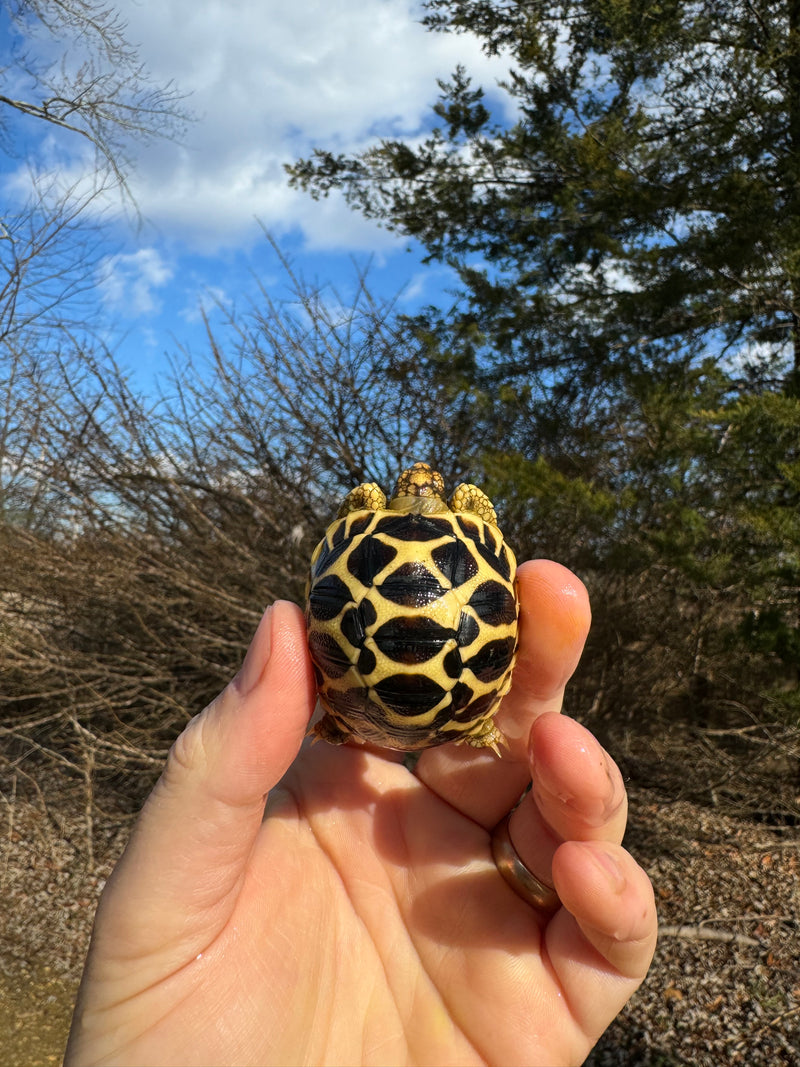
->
(0, 795), (129, 1066)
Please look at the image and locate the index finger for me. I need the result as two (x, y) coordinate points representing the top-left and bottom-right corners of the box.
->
(414, 559), (591, 828)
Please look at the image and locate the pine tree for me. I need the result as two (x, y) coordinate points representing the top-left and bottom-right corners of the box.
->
(290, 2), (800, 743)
(289, 0), (800, 397)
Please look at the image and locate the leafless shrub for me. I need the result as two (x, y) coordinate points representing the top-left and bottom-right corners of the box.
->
(0, 267), (485, 858)
(2, 0), (188, 198)
(545, 542), (800, 827)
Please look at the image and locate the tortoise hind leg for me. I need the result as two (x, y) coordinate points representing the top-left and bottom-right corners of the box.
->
(460, 718), (506, 758)
(312, 712), (357, 746)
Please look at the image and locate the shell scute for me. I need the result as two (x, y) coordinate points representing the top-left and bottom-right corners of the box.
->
(452, 691), (497, 723)
(346, 533), (397, 584)
(347, 512), (375, 537)
(356, 646), (377, 675)
(307, 573), (353, 621)
(374, 672), (448, 714)
(340, 604), (371, 648)
(310, 524), (350, 577)
(456, 612), (480, 647)
(372, 615), (453, 664)
(464, 636), (517, 683)
(468, 580), (518, 626)
(373, 513), (454, 541)
(460, 523), (514, 582)
(380, 561), (448, 607)
(430, 539), (479, 586)
(307, 629), (352, 679)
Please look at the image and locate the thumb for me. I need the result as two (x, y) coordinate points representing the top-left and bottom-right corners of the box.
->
(94, 600), (315, 962)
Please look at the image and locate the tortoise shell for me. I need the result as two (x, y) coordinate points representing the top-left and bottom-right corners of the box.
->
(305, 462), (519, 753)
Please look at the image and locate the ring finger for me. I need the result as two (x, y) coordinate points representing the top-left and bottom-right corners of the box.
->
(507, 712), (629, 890)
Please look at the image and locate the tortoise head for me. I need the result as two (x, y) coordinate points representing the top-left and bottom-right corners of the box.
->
(388, 462), (449, 515)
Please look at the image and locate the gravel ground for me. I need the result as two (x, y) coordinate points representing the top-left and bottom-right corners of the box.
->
(0, 794), (132, 1067)
(588, 793), (800, 1067)
(1, 787), (798, 1066)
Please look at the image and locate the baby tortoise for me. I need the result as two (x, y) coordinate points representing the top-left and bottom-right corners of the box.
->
(305, 462), (519, 753)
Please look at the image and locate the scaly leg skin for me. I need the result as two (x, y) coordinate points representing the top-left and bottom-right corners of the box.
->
(337, 483), (386, 518)
(463, 719), (505, 758)
(449, 483), (498, 526)
(313, 713), (355, 746)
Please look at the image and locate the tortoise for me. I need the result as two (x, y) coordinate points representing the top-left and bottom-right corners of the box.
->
(305, 462), (519, 753)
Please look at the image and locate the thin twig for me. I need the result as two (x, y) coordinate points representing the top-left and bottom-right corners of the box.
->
(658, 923), (763, 948)
(0, 774), (17, 889)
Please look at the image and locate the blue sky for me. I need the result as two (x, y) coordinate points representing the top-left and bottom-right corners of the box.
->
(2, 0), (513, 392)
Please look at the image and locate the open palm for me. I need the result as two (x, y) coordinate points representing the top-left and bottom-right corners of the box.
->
(66, 561), (656, 1067)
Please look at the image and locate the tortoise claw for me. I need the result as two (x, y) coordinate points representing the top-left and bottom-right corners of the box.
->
(462, 720), (507, 757)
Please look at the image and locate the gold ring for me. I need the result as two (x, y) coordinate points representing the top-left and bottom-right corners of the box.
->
(491, 812), (560, 912)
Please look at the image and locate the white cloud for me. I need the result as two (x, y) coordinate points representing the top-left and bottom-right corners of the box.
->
(2, 0), (514, 354)
(724, 338), (791, 377)
(98, 248), (174, 314)
(180, 284), (229, 325)
(104, 0), (513, 251)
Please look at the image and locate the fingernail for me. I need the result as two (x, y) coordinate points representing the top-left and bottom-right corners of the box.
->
(233, 604), (274, 696)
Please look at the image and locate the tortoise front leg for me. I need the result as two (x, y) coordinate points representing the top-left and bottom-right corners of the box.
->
(337, 482), (387, 518)
(449, 483), (498, 526)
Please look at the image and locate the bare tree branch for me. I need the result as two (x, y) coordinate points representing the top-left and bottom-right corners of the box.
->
(2, 0), (189, 196)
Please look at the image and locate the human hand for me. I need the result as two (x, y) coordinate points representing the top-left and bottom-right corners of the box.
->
(65, 559), (657, 1067)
